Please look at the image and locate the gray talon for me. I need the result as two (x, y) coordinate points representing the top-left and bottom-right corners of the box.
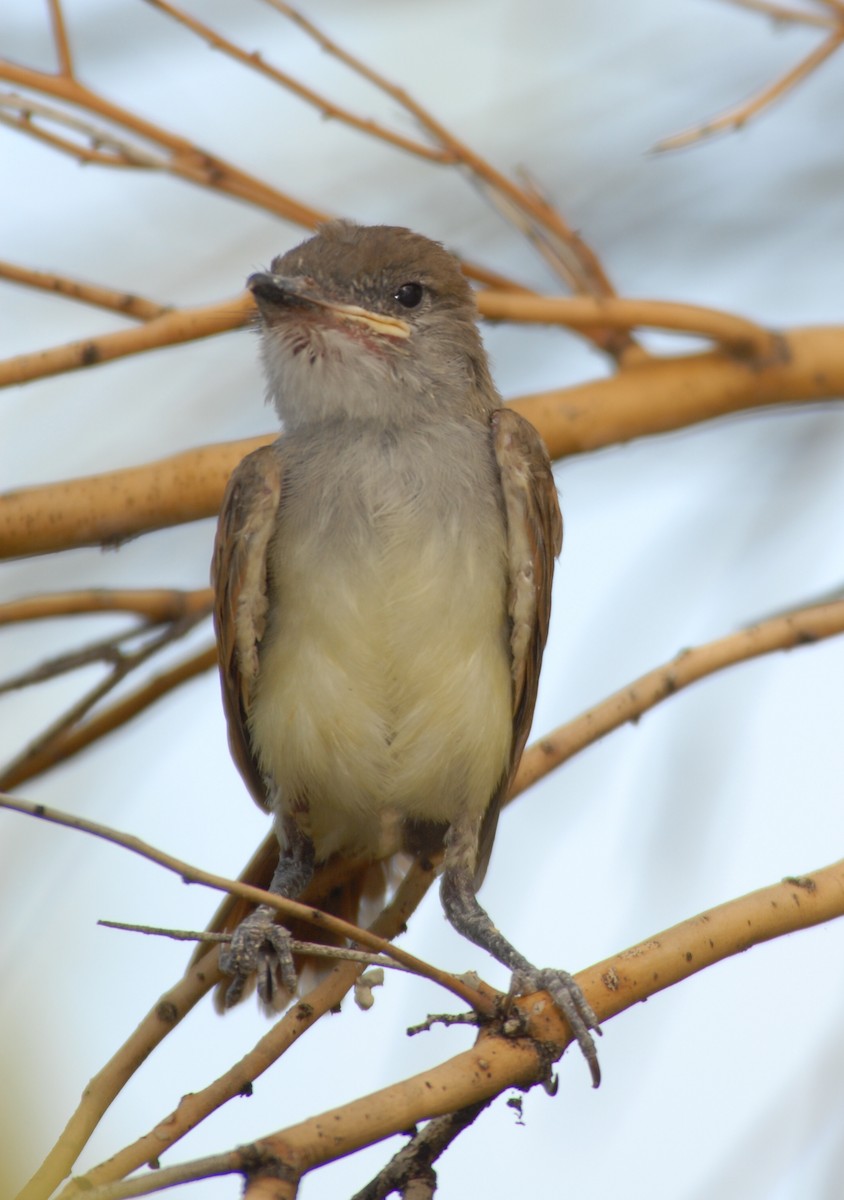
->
(514, 967), (602, 1088)
(219, 903), (298, 1008)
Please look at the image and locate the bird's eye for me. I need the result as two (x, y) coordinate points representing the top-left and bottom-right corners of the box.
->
(394, 281), (424, 308)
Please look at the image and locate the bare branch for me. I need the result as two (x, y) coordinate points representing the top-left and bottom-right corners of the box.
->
(478, 292), (781, 357)
(3, 322), (842, 561)
(1, 611), (208, 783)
(0, 290), (253, 390)
(0, 645), (217, 790)
(513, 598), (844, 797)
(0, 792), (492, 1013)
(33, 862), (437, 1200)
(0, 587), (212, 625)
(140, 0), (452, 165)
(48, 0), (74, 76)
(62, 861), (844, 1200)
(656, 16), (844, 151)
(351, 1100), (492, 1200)
(0, 62), (327, 227)
(99, 919), (418, 975)
(260, 2), (620, 310)
(0, 261), (170, 321)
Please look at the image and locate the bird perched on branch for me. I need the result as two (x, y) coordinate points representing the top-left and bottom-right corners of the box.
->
(210, 221), (600, 1084)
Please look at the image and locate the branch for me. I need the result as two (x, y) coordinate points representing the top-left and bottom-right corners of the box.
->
(0, 645), (217, 791)
(3, 323), (842, 561)
(0, 291), (253, 389)
(351, 1100), (492, 1200)
(140, 0), (452, 165)
(478, 292), (781, 357)
(0, 61), (327, 227)
(0, 793), (491, 1014)
(0, 286), (769, 392)
(53, 861), (844, 1199)
(0, 587), (212, 625)
(13, 599), (844, 1193)
(0, 611), (209, 785)
(259, 2), (621, 318)
(15, 866), (434, 1200)
(656, 7), (844, 151)
(0, 260), (170, 321)
(512, 597), (844, 796)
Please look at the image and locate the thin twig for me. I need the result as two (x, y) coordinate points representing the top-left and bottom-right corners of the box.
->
(0, 644), (218, 790)
(656, 26), (844, 151)
(512, 598), (844, 797)
(0, 261), (171, 321)
(0, 92), (165, 166)
(0, 612), (207, 782)
(351, 1100), (492, 1200)
(261, 2), (621, 313)
(0, 587), (212, 625)
(34, 863), (438, 1200)
(98, 919), (417, 973)
(0, 62), (327, 227)
(0, 793), (491, 1013)
(48, 0), (74, 76)
(140, 0), (452, 165)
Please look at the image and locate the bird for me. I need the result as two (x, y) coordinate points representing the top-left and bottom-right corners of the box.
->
(210, 220), (600, 1084)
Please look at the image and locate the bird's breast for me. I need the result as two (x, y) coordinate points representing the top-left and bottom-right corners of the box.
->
(247, 421), (514, 858)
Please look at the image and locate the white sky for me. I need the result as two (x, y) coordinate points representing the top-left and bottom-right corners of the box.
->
(3, 3), (844, 1198)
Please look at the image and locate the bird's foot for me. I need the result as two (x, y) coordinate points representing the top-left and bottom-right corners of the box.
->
(219, 903), (298, 1009)
(511, 966), (602, 1088)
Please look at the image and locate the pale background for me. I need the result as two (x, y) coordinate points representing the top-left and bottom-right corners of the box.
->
(2, 2), (844, 1197)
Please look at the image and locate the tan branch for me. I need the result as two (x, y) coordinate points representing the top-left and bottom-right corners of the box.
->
(48, 0), (74, 76)
(0, 290), (253, 389)
(656, 27), (844, 151)
(0, 433), (267, 562)
(0, 62), (327, 227)
(0, 645), (217, 790)
(140, 0), (451, 165)
(0, 793), (490, 1013)
(3, 323), (842, 561)
(261, 2), (619, 308)
(513, 598), (844, 796)
(0, 587), (212, 625)
(478, 292), (780, 357)
(0, 261), (170, 321)
(56, 862), (844, 1199)
(55, 863), (437, 1200)
(722, 0), (839, 26)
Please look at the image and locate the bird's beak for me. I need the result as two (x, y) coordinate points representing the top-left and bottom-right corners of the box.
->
(248, 272), (411, 340)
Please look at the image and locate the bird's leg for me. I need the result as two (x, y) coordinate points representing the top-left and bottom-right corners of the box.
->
(440, 824), (602, 1087)
(220, 815), (314, 1009)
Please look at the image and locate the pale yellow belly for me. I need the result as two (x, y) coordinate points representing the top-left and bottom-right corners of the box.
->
(248, 523), (513, 860)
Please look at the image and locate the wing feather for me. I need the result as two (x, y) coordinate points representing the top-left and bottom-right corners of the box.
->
(212, 443), (284, 811)
(475, 408), (562, 884)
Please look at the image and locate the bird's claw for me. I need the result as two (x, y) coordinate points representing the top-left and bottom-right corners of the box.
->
(513, 966), (602, 1088)
(219, 904), (298, 1009)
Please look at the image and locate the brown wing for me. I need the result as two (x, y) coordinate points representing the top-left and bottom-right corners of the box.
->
(475, 407), (563, 885)
(212, 442), (284, 811)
